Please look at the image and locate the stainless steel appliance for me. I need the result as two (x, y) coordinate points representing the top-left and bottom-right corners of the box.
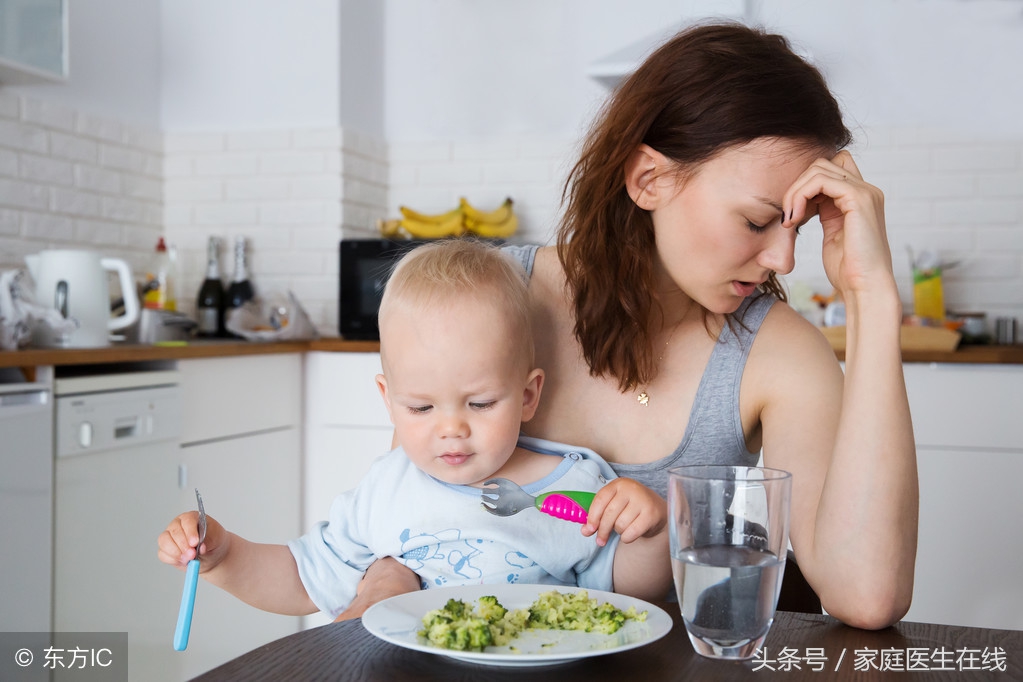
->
(0, 367), (53, 632)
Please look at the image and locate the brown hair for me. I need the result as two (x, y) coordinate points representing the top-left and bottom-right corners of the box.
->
(379, 238), (535, 366)
(557, 22), (852, 392)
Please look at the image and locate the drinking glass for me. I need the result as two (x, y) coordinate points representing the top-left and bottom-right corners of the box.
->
(668, 465), (792, 660)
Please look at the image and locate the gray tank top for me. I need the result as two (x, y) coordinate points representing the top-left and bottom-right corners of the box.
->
(505, 243), (771, 499)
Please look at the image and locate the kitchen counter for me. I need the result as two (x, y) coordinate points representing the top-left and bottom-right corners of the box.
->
(1, 337), (1021, 371)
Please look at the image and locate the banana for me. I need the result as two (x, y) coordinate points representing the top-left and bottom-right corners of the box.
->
(398, 204), (463, 224)
(377, 218), (403, 238)
(460, 196), (514, 228)
(400, 213), (465, 239)
(467, 212), (518, 238)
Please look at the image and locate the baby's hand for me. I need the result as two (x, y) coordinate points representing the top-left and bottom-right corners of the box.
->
(157, 512), (227, 572)
(581, 478), (667, 546)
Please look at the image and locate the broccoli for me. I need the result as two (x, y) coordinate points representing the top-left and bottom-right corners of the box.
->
(419, 590), (647, 652)
(418, 598), (503, 652)
(476, 595), (507, 622)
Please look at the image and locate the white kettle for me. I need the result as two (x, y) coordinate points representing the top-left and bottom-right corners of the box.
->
(25, 249), (140, 348)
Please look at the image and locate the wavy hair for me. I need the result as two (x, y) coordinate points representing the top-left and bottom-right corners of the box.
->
(557, 22), (852, 391)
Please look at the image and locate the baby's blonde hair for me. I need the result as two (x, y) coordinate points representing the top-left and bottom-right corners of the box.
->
(378, 239), (534, 364)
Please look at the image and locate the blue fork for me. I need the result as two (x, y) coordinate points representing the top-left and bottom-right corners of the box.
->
(174, 488), (206, 651)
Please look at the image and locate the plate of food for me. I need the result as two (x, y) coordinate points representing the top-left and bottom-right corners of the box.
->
(361, 584), (673, 667)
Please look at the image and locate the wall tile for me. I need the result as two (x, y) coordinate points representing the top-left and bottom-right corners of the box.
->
(0, 178), (49, 210)
(0, 148), (19, 176)
(0, 93), (19, 119)
(23, 211), (74, 240)
(0, 120), (48, 154)
(21, 99), (76, 132)
(20, 154), (74, 186)
(49, 132), (100, 163)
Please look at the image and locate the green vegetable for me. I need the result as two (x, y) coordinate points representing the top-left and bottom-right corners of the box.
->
(418, 590), (646, 652)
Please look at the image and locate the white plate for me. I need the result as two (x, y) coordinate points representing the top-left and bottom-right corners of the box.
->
(362, 584), (674, 667)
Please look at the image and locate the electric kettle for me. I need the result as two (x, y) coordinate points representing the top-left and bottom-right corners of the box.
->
(24, 249), (140, 348)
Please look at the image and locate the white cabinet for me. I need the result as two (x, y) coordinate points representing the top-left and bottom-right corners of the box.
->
(301, 351), (393, 628)
(175, 353), (303, 679)
(0, 0), (67, 83)
(902, 362), (1023, 631)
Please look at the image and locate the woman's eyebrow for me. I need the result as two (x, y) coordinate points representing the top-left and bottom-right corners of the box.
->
(753, 196), (785, 216)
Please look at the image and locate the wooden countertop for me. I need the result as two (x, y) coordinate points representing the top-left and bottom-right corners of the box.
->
(1, 337), (1021, 370)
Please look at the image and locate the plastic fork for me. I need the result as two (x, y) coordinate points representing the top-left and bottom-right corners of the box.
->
(174, 488), (206, 651)
(481, 478), (595, 524)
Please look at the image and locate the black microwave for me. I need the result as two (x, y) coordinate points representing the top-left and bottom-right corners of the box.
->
(338, 238), (430, 340)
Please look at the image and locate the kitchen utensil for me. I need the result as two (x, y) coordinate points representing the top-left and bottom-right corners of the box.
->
(668, 465), (792, 661)
(24, 249), (139, 348)
(174, 488), (206, 651)
(481, 478), (594, 524)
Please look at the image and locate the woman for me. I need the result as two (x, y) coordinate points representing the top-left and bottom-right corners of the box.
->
(346, 22), (917, 630)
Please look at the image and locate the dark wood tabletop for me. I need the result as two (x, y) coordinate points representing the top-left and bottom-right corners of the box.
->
(193, 606), (1022, 681)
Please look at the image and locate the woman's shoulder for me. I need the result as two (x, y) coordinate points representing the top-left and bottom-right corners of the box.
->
(749, 301), (843, 385)
(758, 301), (837, 359)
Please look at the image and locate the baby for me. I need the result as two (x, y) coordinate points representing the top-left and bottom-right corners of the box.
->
(158, 239), (670, 620)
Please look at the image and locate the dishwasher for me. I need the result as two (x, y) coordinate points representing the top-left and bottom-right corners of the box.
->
(53, 366), (185, 682)
(0, 367), (53, 633)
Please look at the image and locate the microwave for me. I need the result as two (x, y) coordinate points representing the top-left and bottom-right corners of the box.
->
(338, 237), (514, 339)
(338, 238), (430, 340)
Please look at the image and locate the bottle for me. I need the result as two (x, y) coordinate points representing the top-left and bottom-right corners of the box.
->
(143, 237), (177, 311)
(225, 236), (255, 337)
(195, 236), (225, 337)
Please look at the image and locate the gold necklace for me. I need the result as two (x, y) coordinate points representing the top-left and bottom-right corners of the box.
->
(637, 316), (684, 407)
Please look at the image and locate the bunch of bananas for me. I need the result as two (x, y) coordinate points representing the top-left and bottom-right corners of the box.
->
(377, 197), (518, 240)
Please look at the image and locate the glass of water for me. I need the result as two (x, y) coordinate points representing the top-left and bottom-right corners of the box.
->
(668, 465), (792, 660)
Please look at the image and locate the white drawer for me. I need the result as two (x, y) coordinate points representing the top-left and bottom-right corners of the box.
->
(904, 363), (1022, 451)
(179, 353), (302, 444)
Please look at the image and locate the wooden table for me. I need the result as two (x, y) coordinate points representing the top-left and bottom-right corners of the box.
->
(193, 607), (1022, 681)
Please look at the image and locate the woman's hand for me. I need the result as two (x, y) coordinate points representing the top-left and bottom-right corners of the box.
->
(333, 557), (421, 621)
(582, 478), (667, 546)
(783, 150), (895, 299)
(157, 511), (229, 574)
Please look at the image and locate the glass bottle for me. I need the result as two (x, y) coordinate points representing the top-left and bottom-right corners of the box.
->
(195, 237), (225, 337)
(226, 236), (255, 311)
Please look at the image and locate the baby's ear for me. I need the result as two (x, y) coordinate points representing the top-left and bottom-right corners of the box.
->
(375, 374), (393, 418)
(520, 368), (545, 422)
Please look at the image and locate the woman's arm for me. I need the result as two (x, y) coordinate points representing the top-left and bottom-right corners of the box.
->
(763, 151), (917, 629)
(333, 557), (422, 621)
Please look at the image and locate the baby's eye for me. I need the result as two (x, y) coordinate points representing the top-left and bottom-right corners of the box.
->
(407, 405), (432, 414)
(469, 401), (497, 411)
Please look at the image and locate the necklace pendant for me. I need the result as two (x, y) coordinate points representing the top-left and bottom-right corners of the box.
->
(637, 391), (650, 406)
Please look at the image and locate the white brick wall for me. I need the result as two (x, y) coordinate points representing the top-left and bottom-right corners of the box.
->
(792, 128), (1023, 326)
(3, 87), (1021, 337)
(0, 92), (163, 281)
(389, 129), (1023, 328)
(387, 135), (579, 245)
(163, 126), (388, 334)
